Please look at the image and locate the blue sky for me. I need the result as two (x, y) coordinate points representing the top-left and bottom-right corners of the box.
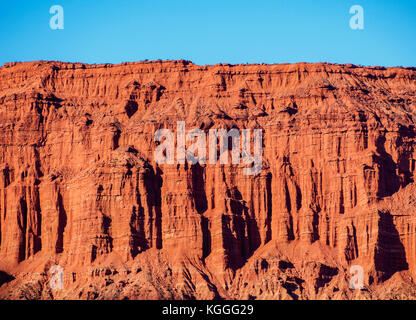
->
(0, 0), (415, 67)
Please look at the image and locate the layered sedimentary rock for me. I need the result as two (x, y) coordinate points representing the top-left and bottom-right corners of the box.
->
(0, 60), (416, 299)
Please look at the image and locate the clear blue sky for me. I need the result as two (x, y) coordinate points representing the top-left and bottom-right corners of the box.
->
(0, 0), (415, 67)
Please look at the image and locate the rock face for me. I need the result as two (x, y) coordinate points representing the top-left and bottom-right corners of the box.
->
(1, 60), (416, 299)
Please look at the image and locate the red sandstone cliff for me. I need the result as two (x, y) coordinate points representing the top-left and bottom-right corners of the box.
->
(0, 60), (416, 299)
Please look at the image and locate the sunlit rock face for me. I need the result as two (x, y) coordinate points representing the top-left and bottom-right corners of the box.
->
(1, 60), (416, 299)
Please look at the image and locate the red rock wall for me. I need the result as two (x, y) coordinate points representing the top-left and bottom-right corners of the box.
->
(0, 60), (416, 299)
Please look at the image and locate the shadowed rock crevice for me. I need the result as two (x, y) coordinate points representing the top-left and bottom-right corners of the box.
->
(125, 100), (138, 118)
(374, 210), (408, 281)
(0, 271), (14, 287)
(201, 216), (211, 259)
(130, 205), (148, 258)
(191, 164), (208, 214)
(190, 164), (211, 259)
(374, 135), (401, 197)
(396, 125), (416, 186)
(18, 197), (28, 262)
(31, 187), (42, 256)
(265, 172), (272, 243)
(314, 264), (338, 293)
(55, 191), (67, 254)
(283, 180), (295, 241)
(221, 213), (247, 270)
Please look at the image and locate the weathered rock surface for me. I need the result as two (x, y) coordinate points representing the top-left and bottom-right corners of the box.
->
(0, 60), (416, 299)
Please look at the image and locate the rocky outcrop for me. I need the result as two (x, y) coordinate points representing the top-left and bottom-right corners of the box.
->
(0, 60), (416, 299)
